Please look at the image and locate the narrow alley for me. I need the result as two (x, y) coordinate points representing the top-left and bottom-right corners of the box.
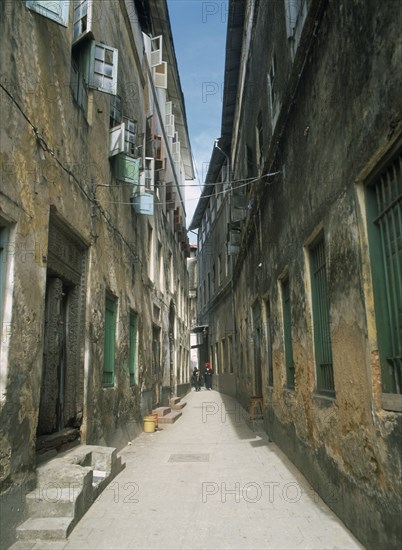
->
(1, 1), (401, 548)
(12, 391), (361, 550)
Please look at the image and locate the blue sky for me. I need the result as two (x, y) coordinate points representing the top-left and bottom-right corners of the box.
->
(167, 0), (228, 234)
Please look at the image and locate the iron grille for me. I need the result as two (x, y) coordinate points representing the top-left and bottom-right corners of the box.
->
(282, 277), (295, 388)
(372, 151), (402, 393)
(311, 237), (335, 394)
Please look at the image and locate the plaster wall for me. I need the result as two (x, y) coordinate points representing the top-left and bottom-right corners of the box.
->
(228, 0), (402, 547)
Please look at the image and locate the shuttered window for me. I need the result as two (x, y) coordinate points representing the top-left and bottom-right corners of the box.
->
(0, 225), (9, 329)
(103, 294), (116, 386)
(366, 149), (402, 394)
(282, 277), (295, 389)
(129, 312), (138, 386)
(310, 236), (335, 394)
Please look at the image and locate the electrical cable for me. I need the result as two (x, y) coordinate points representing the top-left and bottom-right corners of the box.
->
(99, 170), (281, 206)
(0, 82), (144, 265)
(1, 82), (280, 244)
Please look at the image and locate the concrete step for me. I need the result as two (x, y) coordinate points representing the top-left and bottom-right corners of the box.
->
(169, 397), (181, 406)
(16, 516), (74, 540)
(153, 407), (171, 417)
(16, 444), (125, 544)
(36, 461), (93, 488)
(26, 487), (79, 518)
(171, 401), (187, 410)
(157, 411), (182, 424)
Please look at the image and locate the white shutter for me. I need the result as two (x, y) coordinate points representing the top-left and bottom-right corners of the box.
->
(109, 123), (125, 157)
(153, 62), (167, 89)
(173, 141), (180, 164)
(73, 0), (93, 44)
(144, 157), (155, 192)
(26, 0), (70, 27)
(88, 41), (118, 96)
(165, 101), (173, 116)
(150, 36), (162, 67)
(166, 114), (175, 138)
(139, 172), (146, 194)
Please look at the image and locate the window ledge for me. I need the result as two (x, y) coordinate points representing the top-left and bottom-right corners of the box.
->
(283, 387), (295, 396)
(312, 393), (336, 408)
(382, 393), (402, 412)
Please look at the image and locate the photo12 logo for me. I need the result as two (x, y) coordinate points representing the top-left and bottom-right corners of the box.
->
(201, 2), (229, 24)
(201, 82), (224, 104)
(201, 480), (333, 504)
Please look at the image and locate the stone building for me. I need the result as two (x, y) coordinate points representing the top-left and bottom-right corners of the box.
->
(187, 244), (200, 372)
(189, 142), (236, 392)
(191, 0), (401, 548)
(0, 0), (193, 545)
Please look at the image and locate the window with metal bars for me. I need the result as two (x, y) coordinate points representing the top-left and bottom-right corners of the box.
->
(281, 276), (295, 388)
(310, 235), (335, 395)
(103, 294), (117, 387)
(129, 311), (138, 386)
(265, 299), (274, 387)
(365, 148), (402, 394)
(0, 224), (9, 329)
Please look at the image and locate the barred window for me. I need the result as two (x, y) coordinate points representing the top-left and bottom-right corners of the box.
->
(365, 148), (401, 395)
(103, 294), (117, 387)
(281, 276), (295, 389)
(310, 235), (335, 395)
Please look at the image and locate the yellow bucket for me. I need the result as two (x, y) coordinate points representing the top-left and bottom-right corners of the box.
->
(144, 415), (155, 433)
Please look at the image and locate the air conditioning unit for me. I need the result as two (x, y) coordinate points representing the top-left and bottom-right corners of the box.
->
(131, 193), (154, 215)
(115, 155), (140, 187)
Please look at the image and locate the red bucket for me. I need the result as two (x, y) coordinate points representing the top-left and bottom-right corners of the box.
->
(150, 413), (158, 427)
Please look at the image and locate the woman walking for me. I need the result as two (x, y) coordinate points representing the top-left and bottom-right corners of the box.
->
(204, 362), (214, 390)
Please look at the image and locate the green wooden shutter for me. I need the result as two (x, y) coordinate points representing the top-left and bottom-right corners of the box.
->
(129, 312), (138, 386)
(0, 226), (8, 327)
(103, 294), (116, 386)
(282, 277), (295, 389)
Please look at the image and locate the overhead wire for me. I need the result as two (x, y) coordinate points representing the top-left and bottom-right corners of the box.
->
(99, 170), (281, 206)
(0, 81), (144, 266)
(1, 81), (281, 225)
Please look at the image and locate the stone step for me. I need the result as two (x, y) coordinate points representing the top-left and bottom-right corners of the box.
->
(26, 487), (79, 518)
(16, 516), (74, 540)
(171, 401), (187, 410)
(153, 406), (171, 417)
(157, 411), (182, 424)
(36, 461), (93, 487)
(15, 445), (125, 545)
(169, 397), (181, 406)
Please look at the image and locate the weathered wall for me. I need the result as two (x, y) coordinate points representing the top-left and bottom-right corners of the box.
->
(197, 190), (237, 393)
(230, 0), (402, 548)
(0, 1), (190, 547)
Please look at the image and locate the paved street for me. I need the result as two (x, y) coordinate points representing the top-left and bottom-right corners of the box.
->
(13, 391), (362, 550)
